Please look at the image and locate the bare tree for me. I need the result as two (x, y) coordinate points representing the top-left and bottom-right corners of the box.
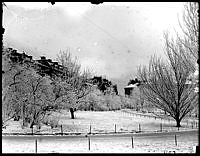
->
(137, 2), (199, 127)
(176, 2), (199, 72)
(138, 52), (198, 127)
(56, 50), (94, 119)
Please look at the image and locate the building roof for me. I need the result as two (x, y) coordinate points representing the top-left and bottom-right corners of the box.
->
(124, 83), (139, 89)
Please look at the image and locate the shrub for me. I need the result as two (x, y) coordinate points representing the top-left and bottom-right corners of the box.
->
(49, 118), (59, 129)
(42, 114), (59, 129)
(42, 116), (50, 126)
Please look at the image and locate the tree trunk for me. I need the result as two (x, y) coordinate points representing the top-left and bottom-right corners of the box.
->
(70, 108), (75, 119)
(30, 114), (36, 128)
(176, 119), (181, 127)
(14, 114), (20, 121)
(21, 103), (25, 128)
(29, 120), (34, 128)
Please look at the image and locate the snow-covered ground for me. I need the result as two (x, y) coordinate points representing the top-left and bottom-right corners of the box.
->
(2, 110), (198, 153)
(2, 110), (198, 135)
(2, 130), (198, 153)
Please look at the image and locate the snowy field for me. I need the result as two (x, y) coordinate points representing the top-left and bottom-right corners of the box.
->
(2, 110), (198, 153)
(2, 110), (198, 135)
(2, 130), (198, 153)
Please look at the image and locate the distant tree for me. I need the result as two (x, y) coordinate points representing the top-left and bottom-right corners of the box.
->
(112, 84), (118, 95)
(119, 95), (136, 110)
(103, 94), (122, 110)
(83, 90), (106, 111)
(91, 76), (114, 94)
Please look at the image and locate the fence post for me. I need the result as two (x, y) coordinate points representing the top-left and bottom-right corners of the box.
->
(35, 139), (37, 153)
(114, 124), (116, 133)
(88, 137), (91, 151)
(89, 124), (91, 134)
(175, 134), (177, 146)
(139, 124), (141, 132)
(160, 123), (162, 132)
(131, 136), (134, 148)
(61, 125), (63, 135)
(32, 127), (33, 135)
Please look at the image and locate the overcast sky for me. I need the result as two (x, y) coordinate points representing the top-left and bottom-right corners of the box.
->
(3, 2), (185, 94)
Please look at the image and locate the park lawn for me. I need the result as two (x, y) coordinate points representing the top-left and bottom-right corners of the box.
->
(2, 109), (197, 135)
